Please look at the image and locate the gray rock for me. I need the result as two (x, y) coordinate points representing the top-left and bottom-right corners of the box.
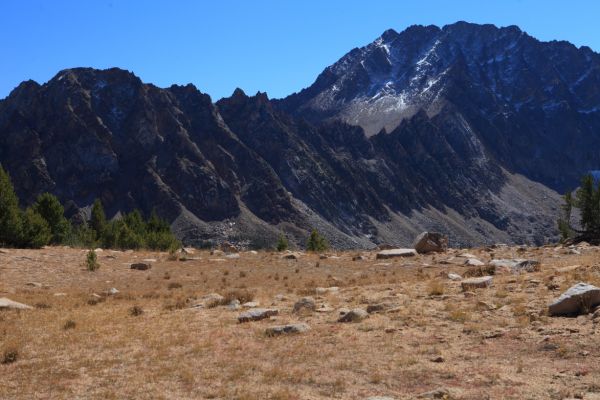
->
(461, 276), (493, 291)
(225, 253), (240, 259)
(366, 303), (396, 314)
(413, 232), (448, 254)
(0, 297), (33, 310)
(417, 387), (451, 399)
(490, 259), (540, 273)
(366, 397), (396, 400)
(315, 287), (339, 295)
(265, 323), (310, 336)
(338, 308), (368, 323)
(464, 258), (484, 267)
(293, 297), (316, 313)
(447, 273), (462, 281)
(130, 263), (151, 271)
(106, 287), (119, 295)
(376, 249), (417, 259)
(548, 283), (600, 316)
(227, 299), (241, 311)
(238, 308), (279, 323)
(242, 301), (260, 308)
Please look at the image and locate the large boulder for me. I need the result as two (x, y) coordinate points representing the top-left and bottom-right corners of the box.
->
(548, 283), (600, 316)
(413, 232), (448, 254)
(376, 249), (417, 259)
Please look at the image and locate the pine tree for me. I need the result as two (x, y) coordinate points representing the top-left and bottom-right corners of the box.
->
(0, 166), (22, 247)
(19, 208), (51, 248)
(276, 234), (288, 252)
(89, 198), (106, 239)
(33, 193), (70, 244)
(306, 229), (328, 252)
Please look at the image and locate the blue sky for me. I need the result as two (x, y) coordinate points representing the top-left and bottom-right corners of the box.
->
(1, 0), (599, 101)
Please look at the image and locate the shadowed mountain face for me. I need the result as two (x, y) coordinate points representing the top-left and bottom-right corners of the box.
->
(2, 21), (600, 248)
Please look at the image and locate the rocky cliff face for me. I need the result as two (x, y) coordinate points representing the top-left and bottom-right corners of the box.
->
(2, 22), (599, 248)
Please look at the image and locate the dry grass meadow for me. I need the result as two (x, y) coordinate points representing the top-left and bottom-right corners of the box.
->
(2, 244), (600, 399)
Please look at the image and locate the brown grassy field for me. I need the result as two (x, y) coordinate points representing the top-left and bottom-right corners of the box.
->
(1, 244), (600, 399)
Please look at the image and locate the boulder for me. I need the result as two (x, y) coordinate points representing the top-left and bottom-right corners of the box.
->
(413, 232), (448, 254)
(0, 298), (33, 310)
(461, 276), (493, 291)
(293, 297), (316, 313)
(227, 299), (241, 311)
(464, 258), (484, 267)
(490, 259), (540, 274)
(376, 249), (417, 259)
(338, 308), (368, 323)
(265, 323), (310, 336)
(130, 263), (151, 271)
(225, 253), (240, 259)
(238, 308), (279, 323)
(242, 301), (260, 308)
(548, 283), (600, 316)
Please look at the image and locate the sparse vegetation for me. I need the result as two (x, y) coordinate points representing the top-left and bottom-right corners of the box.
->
(276, 234), (288, 252)
(306, 229), (328, 252)
(86, 249), (99, 271)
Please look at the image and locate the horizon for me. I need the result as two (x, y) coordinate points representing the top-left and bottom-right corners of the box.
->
(2, 0), (600, 101)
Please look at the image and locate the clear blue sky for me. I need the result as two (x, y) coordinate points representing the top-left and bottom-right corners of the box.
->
(1, 0), (599, 101)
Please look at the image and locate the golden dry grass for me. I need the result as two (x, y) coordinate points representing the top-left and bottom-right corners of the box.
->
(0, 245), (600, 399)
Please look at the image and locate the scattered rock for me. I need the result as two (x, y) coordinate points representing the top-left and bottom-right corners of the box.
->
(315, 287), (339, 295)
(225, 253), (240, 259)
(315, 304), (334, 313)
(106, 288), (119, 296)
(413, 232), (448, 254)
(353, 255), (366, 261)
(464, 258), (484, 267)
(238, 308), (279, 323)
(0, 298), (33, 310)
(242, 301), (260, 308)
(430, 356), (445, 363)
(273, 294), (288, 301)
(293, 297), (316, 313)
(417, 387), (451, 399)
(338, 308), (368, 323)
(461, 276), (493, 291)
(490, 259), (540, 273)
(130, 263), (151, 271)
(447, 273), (462, 281)
(142, 258), (157, 262)
(548, 283), (600, 316)
(458, 252), (477, 258)
(366, 303), (396, 314)
(201, 293), (224, 307)
(227, 299), (241, 311)
(265, 323), (310, 336)
(283, 252), (301, 260)
(25, 282), (43, 288)
(376, 249), (417, 259)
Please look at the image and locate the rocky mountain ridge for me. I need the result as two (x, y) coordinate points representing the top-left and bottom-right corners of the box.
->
(2, 21), (599, 248)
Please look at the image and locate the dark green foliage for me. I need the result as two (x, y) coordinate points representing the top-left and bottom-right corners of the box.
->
(276, 234), (288, 252)
(33, 193), (70, 244)
(115, 223), (144, 250)
(90, 199), (106, 239)
(559, 174), (600, 243)
(306, 229), (328, 252)
(86, 249), (99, 271)
(0, 166), (22, 247)
(19, 208), (51, 248)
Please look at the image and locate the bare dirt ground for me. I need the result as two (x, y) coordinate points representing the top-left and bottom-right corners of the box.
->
(1, 244), (600, 400)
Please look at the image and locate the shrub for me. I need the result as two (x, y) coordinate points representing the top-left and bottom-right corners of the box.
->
(129, 305), (144, 316)
(0, 165), (23, 247)
(32, 193), (70, 244)
(86, 249), (99, 271)
(1, 347), (18, 365)
(306, 229), (328, 252)
(19, 208), (51, 248)
(63, 320), (76, 330)
(276, 234), (288, 252)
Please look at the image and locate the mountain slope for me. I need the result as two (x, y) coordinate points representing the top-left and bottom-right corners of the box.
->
(3, 22), (599, 248)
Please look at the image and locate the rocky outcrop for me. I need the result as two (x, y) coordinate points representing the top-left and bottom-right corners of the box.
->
(413, 232), (448, 254)
(5, 21), (600, 248)
(548, 283), (600, 316)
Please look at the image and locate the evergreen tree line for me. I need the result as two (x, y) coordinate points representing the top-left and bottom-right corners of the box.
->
(0, 166), (179, 250)
(558, 174), (600, 244)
